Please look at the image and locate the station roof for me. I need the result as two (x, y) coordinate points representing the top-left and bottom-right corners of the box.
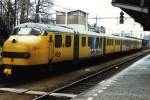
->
(112, 0), (150, 31)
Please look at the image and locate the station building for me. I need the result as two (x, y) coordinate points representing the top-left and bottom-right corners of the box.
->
(56, 10), (88, 32)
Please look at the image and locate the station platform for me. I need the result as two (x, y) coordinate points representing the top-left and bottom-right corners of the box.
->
(72, 54), (150, 100)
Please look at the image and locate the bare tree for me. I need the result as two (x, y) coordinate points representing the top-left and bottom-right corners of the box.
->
(34, 0), (53, 22)
(18, 0), (30, 23)
(4, 0), (15, 27)
(7, 0), (53, 24)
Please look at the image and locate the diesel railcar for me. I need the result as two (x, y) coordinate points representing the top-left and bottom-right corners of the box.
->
(1, 23), (142, 76)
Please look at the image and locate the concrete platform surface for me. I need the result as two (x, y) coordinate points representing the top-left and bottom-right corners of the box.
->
(72, 54), (150, 100)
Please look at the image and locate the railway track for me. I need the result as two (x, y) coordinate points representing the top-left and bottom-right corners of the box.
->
(0, 49), (149, 100)
(32, 49), (150, 100)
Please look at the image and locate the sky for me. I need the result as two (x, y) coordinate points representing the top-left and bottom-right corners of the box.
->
(55, 0), (121, 17)
(53, 0), (148, 38)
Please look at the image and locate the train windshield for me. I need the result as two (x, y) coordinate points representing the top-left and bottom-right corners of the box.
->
(12, 27), (44, 35)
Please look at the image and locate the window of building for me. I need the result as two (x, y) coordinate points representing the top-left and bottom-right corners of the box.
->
(82, 37), (86, 47)
(55, 35), (62, 48)
(65, 36), (71, 47)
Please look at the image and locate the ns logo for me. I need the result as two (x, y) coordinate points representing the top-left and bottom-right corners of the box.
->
(55, 52), (61, 57)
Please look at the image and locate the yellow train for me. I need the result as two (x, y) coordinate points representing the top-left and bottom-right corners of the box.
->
(1, 23), (142, 76)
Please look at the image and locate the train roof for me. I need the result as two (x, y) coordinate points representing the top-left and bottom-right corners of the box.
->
(80, 31), (106, 36)
(15, 23), (141, 41)
(15, 23), (74, 33)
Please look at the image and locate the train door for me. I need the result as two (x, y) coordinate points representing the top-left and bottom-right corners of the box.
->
(52, 32), (74, 63)
(63, 33), (74, 61)
(48, 32), (54, 62)
(52, 32), (63, 63)
(89, 36), (95, 56)
(73, 32), (79, 61)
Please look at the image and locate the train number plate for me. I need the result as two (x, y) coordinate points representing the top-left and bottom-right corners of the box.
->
(4, 68), (12, 76)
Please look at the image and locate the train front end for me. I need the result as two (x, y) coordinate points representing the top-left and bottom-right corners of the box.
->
(1, 24), (49, 77)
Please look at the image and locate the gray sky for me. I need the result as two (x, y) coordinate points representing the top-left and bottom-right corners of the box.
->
(54, 0), (146, 37)
(55, 0), (121, 17)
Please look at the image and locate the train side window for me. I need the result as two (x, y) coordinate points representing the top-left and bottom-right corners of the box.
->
(88, 37), (91, 47)
(55, 35), (62, 48)
(109, 39), (112, 46)
(109, 39), (111, 45)
(82, 37), (86, 47)
(107, 39), (109, 45)
(99, 38), (102, 48)
(111, 39), (113, 45)
(65, 36), (71, 47)
(116, 40), (119, 45)
(96, 37), (99, 48)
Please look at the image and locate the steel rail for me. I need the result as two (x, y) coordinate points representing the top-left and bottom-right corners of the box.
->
(33, 50), (149, 100)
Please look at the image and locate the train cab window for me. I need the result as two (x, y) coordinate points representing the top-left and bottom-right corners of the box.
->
(55, 35), (62, 48)
(16, 28), (31, 35)
(12, 27), (43, 35)
(82, 37), (86, 47)
(30, 28), (41, 35)
(65, 36), (71, 47)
